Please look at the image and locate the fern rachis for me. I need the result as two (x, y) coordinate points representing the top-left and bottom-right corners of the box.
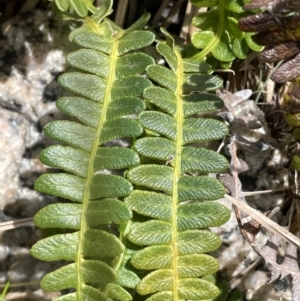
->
(125, 31), (231, 301)
(30, 7), (155, 300)
(30, 1), (233, 300)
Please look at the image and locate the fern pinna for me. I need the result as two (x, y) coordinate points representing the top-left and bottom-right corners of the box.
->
(30, 3), (155, 300)
(124, 30), (230, 300)
(189, 0), (263, 68)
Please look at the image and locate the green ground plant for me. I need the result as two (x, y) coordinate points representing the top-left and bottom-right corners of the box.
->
(29, 0), (256, 300)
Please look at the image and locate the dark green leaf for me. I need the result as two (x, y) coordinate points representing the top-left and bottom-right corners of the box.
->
(192, 10), (219, 31)
(118, 31), (155, 55)
(33, 203), (82, 229)
(93, 147), (140, 170)
(116, 266), (140, 289)
(127, 165), (173, 194)
(147, 65), (177, 92)
(128, 220), (172, 245)
(67, 49), (110, 78)
(57, 96), (101, 128)
(106, 96), (146, 120)
(58, 73), (106, 102)
(211, 32), (235, 62)
(106, 283), (132, 301)
(86, 199), (132, 226)
(124, 13), (151, 34)
(182, 118), (228, 144)
(183, 74), (223, 92)
(125, 190), (172, 222)
(134, 137), (175, 161)
(44, 120), (95, 152)
(156, 43), (178, 72)
(232, 38), (248, 59)
(178, 176), (225, 202)
(181, 146), (228, 173)
(115, 53), (154, 78)
(190, 0), (219, 7)
(178, 202), (230, 230)
(183, 93), (224, 117)
(35, 174), (85, 203)
(144, 86), (177, 115)
(183, 58), (212, 73)
(40, 145), (89, 178)
(99, 118), (143, 144)
(139, 111), (177, 140)
(74, 33), (113, 54)
(41, 263), (77, 291)
(82, 229), (124, 257)
(111, 76), (152, 100)
(31, 232), (78, 261)
(81, 260), (116, 284)
(90, 174), (133, 199)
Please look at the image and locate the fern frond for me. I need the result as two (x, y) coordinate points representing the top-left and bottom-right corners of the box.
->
(51, 0), (99, 17)
(189, 0), (264, 67)
(124, 30), (230, 301)
(30, 7), (155, 300)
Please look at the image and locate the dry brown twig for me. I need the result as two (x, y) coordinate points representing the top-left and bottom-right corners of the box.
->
(0, 217), (33, 232)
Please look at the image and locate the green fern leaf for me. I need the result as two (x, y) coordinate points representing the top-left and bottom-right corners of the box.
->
(33, 203), (82, 229)
(116, 266), (140, 289)
(125, 33), (230, 300)
(86, 199), (132, 225)
(57, 96), (100, 127)
(125, 190), (172, 222)
(106, 283), (132, 301)
(40, 145), (89, 177)
(190, 0), (263, 64)
(31, 9), (155, 300)
(53, 285), (108, 301)
(34, 173), (85, 202)
(177, 230), (221, 254)
(177, 202), (230, 230)
(53, 0), (97, 16)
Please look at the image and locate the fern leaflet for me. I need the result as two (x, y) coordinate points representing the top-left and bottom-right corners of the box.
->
(30, 8), (155, 301)
(125, 30), (230, 301)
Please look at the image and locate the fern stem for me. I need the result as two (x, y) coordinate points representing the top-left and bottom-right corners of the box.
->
(190, 0), (225, 61)
(172, 49), (184, 301)
(76, 38), (119, 296)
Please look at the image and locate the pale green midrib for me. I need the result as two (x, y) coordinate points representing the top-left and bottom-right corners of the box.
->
(172, 49), (184, 301)
(191, 1), (225, 61)
(76, 37), (119, 297)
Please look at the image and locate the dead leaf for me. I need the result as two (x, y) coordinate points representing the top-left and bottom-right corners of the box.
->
(260, 233), (282, 282)
(235, 134), (265, 153)
(217, 172), (247, 198)
(217, 89), (244, 113)
(271, 53), (300, 83)
(252, 28), (292, 46)
(234, 116), (263, 129)
(244, 0), (300, 15)
(225, 194), (300, 248)
(252, 233), (300, 287)
(238, 12), (278, 32)
(217, 111), (235, 123)
(258, 41), (299, 63)
(234, 89), (253, 100)
(241, 208), (280, 243)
